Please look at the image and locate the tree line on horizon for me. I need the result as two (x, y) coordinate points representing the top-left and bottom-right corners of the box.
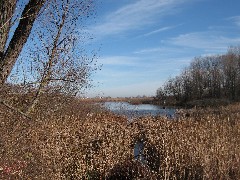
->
(156, 46), (240, 106)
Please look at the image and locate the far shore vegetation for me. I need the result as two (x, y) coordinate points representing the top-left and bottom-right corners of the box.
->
(155, 46), (240, 108)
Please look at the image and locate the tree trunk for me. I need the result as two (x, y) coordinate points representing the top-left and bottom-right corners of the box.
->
(0, 0), (46, 85)
(0, 0), (16, 56)
(26, 6), (67, 114)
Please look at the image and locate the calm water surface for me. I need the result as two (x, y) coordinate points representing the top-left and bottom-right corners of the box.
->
(103, 101), (175, 119)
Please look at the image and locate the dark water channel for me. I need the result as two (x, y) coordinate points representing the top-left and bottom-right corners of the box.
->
(102, 102), (176, 162)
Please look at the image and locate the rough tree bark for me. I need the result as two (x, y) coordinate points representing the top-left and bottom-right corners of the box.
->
(0, 0), (46, 85)
(0, 0), (16, 57)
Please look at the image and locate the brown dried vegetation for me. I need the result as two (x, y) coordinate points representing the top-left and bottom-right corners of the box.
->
(0, 92), (239, 179)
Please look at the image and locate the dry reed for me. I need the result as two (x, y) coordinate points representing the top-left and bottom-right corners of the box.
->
(0, 94), (239, 179)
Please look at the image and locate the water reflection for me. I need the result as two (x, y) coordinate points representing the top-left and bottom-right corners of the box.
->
(103, 101), (175, 119)
(134, 140), (145, 163)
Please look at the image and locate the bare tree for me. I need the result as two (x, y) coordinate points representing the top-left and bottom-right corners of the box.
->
(0, 0), (46, 85)
(156, 46), (240, 105)
(222, 50), (239, 100)
(21, 0), (97, 114)
(0, 0), (98, 116)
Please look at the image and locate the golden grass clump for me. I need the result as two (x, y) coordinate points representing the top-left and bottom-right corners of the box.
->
(0, 94), (240, 179)
(130, 105), (240, 179)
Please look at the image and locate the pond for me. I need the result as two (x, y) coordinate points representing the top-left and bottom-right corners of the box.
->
(102, 101), (175, 119)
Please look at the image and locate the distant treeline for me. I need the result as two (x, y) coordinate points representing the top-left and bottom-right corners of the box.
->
(156, 46), (240, 107)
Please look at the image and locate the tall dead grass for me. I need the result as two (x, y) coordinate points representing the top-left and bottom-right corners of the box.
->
(130, 106), (240, 179)
(0, 95), (239, 179)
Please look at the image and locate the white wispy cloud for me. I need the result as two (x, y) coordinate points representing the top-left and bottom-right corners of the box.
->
(98, 56), (138, 66)
(95, 55), (192, 80)
(88, 55), (193, 97)
(227, 16), (240, 27)
(98, 81), (163, 97)
(143, 26), (175, 36)
(142, 24), (182, 37)
(166, 32), (240, 52)
(134, 46), (186, 54)
(136, 27), (240, 55)
(90, 0), (189, 37)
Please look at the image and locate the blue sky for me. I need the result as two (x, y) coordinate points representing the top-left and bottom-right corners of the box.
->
(85, 0), (240, 97)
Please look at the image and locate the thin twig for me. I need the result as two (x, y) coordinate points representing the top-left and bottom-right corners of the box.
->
(0, 98), (31, 119)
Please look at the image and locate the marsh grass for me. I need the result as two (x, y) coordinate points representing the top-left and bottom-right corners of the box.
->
(0, 93), (239, 179)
